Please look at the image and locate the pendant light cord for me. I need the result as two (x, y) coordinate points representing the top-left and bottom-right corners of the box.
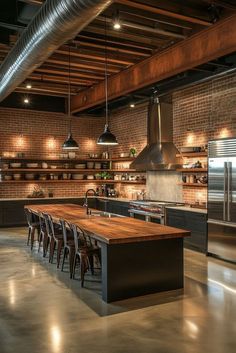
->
(68, 46), (72, 134)
(105, 17), (108, 127)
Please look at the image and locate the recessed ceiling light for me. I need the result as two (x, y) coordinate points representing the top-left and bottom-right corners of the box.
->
(113, 21), (121, 30)
(24, 98), (29, 104)
(26, 84), (32, 89)
(130, 103), (135, 108)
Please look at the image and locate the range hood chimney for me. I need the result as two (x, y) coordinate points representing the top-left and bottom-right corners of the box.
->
(131, 96), (182, 171)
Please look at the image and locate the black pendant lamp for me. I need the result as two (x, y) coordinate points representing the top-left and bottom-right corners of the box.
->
(62, 47), (79, 150)
(97, 18), (118, 146)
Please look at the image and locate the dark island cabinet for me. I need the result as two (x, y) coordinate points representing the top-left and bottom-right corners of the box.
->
(166, 208), (207, 253)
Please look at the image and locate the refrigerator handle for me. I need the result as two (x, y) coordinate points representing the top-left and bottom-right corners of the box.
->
(227, 161), (232, 222)
(223, 162), (228, 221)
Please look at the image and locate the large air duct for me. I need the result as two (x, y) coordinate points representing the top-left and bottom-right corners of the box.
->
(0, 0), (113, 102)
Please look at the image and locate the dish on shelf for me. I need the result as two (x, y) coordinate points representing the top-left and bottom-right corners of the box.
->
(10, 163), (21, 168)
(87, 162), (94, 169)
(72, 174), (84, 180)
(62, 173), (71, 180)
(120, 152), (130, 158)
(25, 173), (35, 180)
(26, 163), (38, 168)
(13, 173), (21, 180)
(50, 165), (57, 169)
(42, 162), (48, 169)
(4, 175), (12, 181)
(95, 162), (101, 169)
(39, 174), (47, 181)
(87, 175), (94, 180)
(75, 164), (86, 169)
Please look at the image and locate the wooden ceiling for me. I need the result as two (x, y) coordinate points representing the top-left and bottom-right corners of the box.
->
(0, 0), (235, 99)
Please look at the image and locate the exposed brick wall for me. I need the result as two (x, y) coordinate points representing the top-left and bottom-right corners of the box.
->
(173, 73), (236, 204)
(0, 106), (147, 199)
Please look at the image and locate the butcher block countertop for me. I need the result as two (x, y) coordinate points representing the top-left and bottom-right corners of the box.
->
(25, 204), (190, 245)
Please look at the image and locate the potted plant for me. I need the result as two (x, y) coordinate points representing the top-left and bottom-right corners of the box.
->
(130, 147), (137, 157)
(100, 171), (112, 180)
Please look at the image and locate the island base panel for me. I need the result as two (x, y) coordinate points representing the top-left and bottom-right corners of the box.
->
(101, 238), (184, 302)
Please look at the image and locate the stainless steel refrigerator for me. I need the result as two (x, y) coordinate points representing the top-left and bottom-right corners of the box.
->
(208, 138), (236, 263)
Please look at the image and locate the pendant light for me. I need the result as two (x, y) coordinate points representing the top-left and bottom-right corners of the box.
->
(97, 18), (118, 146)
(62, 46), (79, 150)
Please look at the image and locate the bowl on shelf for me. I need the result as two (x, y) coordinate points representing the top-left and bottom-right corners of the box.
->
(13, 173), (21, 180)
(26, 163), (38, 168)
(39, 174), (47, 181)
(75, 164), (86, 169)
(4, 175), (12, 181)
(87, 162), (94, 169)
(72, 174), (84, 180)
(25, 173), (35, 180)
(95, 162), (101, 169)
(87, 175), (94, 180)
(10, 163), (21, 168)
(50, 165), (57, 169)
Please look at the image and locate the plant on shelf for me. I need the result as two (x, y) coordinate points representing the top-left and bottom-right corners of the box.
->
(99, 171), (112, 180)
(130, 147), (137, 157)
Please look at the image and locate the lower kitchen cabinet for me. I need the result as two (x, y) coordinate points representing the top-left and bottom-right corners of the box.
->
(0, 198), (84, 227)
(96, 198), (129, 216)
(166, 208), (207, 253)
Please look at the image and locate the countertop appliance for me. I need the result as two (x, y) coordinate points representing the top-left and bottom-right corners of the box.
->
(128, 200), (183, 224)
(208, 138), (236, 263)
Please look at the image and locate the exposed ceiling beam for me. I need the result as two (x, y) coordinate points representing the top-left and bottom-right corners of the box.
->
(115, 0), (212, 27)
(29, 73), (94, 86)
(201, 0), (236, 10)
(35, 67), (104, 81)
(18, 0), (43, 4)
(97, 15), (186, 39)
(71, 14), (236, 113)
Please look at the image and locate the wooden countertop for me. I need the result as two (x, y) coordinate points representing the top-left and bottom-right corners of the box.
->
(25, 204), (190, 244)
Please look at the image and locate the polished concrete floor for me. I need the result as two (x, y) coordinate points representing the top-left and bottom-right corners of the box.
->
(0, 228), (236, 353)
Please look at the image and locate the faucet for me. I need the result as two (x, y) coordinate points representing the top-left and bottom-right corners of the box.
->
(83, 189), (98, 215)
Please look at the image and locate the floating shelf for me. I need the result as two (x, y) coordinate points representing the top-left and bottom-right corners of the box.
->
(0, 180), (146, 184)
(176, 168), (208, 172)
(178, 183), (208, 187)
(176, 152), (207, 158)
(0, 157), (135, 162)
(0, 168), (139, 173)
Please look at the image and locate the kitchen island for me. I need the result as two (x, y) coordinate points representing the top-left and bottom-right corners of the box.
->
(26, 204), (190, 302)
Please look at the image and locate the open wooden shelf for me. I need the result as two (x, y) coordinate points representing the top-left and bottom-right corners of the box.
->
(0, 168), (139, 173)
(0, 179), (146, 184)
(176, 168), (208, 172)
(176, 152), (207, 158)
(0, 157), (135, 162)
(178, 183), (208, 187)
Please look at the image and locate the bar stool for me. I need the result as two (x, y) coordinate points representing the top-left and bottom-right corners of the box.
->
(38, 214), (47, 254)
(71, 224), (101, 287)
(60, 220), (76, 278)
(41, 213), (53, 259)
(25, 208), (40, 250)
(47, 215), (64, 267)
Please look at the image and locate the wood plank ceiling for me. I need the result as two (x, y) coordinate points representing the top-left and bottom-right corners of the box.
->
(0, 0), (235, 99)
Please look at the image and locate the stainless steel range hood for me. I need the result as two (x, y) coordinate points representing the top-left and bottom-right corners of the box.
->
(131, 96), (182, 171)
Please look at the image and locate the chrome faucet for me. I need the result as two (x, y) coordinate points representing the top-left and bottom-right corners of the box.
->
(83, 188), (98, 215)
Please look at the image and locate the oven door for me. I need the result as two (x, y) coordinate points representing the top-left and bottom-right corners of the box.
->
(128, 209), (164, 224)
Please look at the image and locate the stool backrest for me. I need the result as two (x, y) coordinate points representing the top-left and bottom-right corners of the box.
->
(42, 213), (51, 236)
(25, 208), (33, 226)
(72, 224), (92, 252)
(60, 219), (72, 246)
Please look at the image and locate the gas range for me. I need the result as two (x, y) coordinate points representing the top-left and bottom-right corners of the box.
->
(128, 200), (183, 224)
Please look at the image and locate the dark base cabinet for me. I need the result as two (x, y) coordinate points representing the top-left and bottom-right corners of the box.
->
(0, 198), (85, 227)
(166, 208), (207, 253)
(96, 198), (129, 217)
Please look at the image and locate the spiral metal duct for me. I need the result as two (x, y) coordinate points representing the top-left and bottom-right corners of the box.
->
(0, 0), (113, 102)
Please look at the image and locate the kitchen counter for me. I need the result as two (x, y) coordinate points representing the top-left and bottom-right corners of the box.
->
(166, 205), (207, 214)
(26, 203), (189, 302)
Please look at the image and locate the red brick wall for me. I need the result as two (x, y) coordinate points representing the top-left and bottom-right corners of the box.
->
(173, 73), (236, 204)
(0, 106), (147, 198)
